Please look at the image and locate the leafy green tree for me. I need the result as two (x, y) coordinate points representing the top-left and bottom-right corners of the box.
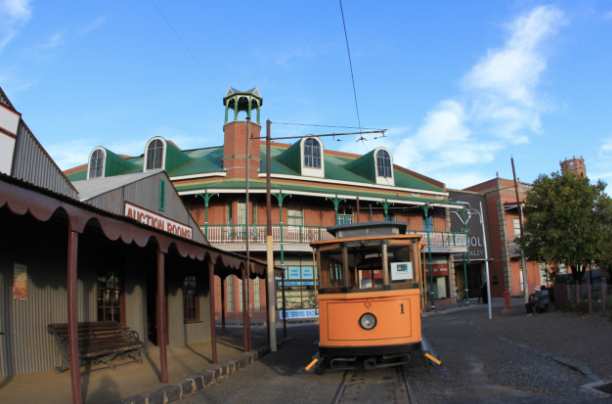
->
(594, 190), (612, 279)
(516, 170), (608, 283)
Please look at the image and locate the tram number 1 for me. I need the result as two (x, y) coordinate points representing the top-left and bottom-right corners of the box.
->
(399, 303), (405, 314)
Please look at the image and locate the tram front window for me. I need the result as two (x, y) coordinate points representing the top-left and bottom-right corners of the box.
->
(317, 240), (419, 292)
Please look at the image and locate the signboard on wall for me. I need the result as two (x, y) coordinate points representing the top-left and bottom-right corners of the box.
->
(124, 202), (192, 239)
(13, 263), (27, 300)
(390, 262), (413, 281)
(279, 309), (319, 319)
(424, 264), (449, 276)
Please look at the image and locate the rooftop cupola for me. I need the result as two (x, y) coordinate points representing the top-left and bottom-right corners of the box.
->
(222, 87), (262, 179)
(223, 87), (262, 124)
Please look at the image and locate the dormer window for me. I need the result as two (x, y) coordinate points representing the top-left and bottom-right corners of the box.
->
(88, 148), (105, 179)
(146, 138), (164, 170)
(304, 138), (321, 168)
(376, 149), (392, 178)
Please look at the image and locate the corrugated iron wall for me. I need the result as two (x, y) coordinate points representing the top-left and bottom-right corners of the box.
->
(0, 212), (96, 376)
(12, 124), (79, 199)
(85, 188), (124, 215)
(125, 257), (148, 350)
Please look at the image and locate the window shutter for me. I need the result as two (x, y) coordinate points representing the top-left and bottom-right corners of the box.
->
(159, 179), (166, 212)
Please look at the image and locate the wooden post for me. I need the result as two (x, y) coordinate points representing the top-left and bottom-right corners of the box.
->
(382, 244), (389, 287)
(576, 280), (581, 304)
(603, 280), (607, 314)
(282, 271), (287, 338)
(157, 249), (169, 384)
(221, 276), (226, 337)
(342, 246), (350, 288)
(242, 262), (249, 352)
(566, 281), (571, 304)
(356, 195), (360, 223)
(265, 275), (270, 344)
(209, 260), (217, 364)
(588, 278), (592, 314)
(67, 230), (82, 404)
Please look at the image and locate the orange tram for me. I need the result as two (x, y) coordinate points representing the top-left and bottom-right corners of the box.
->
(308, 221), (435, 370)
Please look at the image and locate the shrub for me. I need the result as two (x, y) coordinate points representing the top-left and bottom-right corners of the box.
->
(563, 301), (575, 313)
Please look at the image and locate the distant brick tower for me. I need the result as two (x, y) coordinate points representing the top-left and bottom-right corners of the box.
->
(222, 87), (262, 179)
(560, 156), (587, 179)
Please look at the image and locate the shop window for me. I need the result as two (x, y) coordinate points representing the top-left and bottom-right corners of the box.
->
(304, 138), (322, 168)
(376, 149), (392, 178)
(89, 149), (105, 179)
(276, 266), (317, 310)
(97, 273), (124, 325)
(227, 276), (234, 311)
(184, 275), (199, 322)
(288, 203), (303, 232)
(146, 139), (164, 170)
(254, 278), (260, 311)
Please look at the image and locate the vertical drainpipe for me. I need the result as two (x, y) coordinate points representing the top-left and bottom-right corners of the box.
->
(423, 204), (435, 309)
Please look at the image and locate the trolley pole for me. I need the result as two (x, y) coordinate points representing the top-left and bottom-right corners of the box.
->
(265, 119), (277, 352)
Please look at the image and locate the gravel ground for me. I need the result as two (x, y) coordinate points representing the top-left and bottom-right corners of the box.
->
(474, 309), (612, 381)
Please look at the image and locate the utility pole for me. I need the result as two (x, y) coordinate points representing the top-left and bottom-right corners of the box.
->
(265, 119), (277, 352)
(511, 157), (529, 304)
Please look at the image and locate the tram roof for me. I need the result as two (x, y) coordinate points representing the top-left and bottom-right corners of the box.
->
(309, 234), (423, 247)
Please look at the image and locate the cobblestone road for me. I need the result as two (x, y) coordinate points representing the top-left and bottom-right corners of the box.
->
(178, 307), (608, 404)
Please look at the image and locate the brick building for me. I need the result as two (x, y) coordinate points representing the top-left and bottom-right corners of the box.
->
(464, 177), (545, 297)
(560, 156), (587, 179)
(65, 87), (468, 318)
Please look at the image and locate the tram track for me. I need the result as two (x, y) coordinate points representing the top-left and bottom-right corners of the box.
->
(330, 364), (417, 404)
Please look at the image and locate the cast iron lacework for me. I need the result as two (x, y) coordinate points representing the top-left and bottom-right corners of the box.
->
(89, 149), (104, 178)
(146, 139), (164, 170)
(376, 149), (392, 178)
(304, 138), (322, 168)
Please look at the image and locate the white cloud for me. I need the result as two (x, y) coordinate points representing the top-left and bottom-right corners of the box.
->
(0, 0), (32, 53)
(342, 6), (566, 189)
(42, 32), (64, 48)
(80, 17), (105, 35)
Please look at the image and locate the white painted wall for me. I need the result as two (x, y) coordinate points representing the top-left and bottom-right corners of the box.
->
(0, 106), (19, 135)
(0, 134), (16, 174)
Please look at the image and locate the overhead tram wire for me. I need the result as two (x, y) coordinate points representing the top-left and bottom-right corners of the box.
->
(149, 0), (222, 95)
(273, 122), (386, 131)
(338, 0), (363, 136)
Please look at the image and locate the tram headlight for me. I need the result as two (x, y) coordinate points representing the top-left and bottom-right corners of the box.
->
(359, 313), (377, 330)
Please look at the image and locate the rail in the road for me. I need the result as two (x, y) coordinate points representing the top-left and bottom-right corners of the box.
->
(330, 365), (416, 404)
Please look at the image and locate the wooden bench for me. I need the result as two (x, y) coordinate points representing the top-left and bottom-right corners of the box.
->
(48, 321), (144, 374)
(532, 300), (553, 314)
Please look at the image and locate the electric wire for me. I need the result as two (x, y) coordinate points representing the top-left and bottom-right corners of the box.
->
(338, 0), (363, 134)
(149, 0), (222, 95)
(272, 122), (386, 131)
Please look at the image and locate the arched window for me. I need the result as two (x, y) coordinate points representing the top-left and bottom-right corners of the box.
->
(146, 139), (164, 170)
(89, 149), (105, 179)
(304, 138), (321, 168)
(376, 149), (392, 178)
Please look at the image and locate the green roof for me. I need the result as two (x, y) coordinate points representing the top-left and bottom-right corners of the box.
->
(65, 141), (445, 194)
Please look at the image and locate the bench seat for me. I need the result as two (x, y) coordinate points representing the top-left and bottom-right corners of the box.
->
(48, 321), (144, 373)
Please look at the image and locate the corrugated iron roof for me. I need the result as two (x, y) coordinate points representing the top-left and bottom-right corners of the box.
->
(72, 170), (162, 201)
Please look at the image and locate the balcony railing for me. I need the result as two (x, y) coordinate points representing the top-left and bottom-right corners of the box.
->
(201, 224), (467, 248)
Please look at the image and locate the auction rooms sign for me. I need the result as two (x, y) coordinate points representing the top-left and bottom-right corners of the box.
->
(125, 202), (192, 240)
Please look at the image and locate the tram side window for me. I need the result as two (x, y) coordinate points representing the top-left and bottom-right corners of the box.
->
(318, 256), (345, 289)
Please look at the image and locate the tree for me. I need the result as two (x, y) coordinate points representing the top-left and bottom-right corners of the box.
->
(594, 190), (612, 279)
(516, 170), (608, 283)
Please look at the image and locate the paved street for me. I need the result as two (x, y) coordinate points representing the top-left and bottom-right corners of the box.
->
(178, 307), (608, 404)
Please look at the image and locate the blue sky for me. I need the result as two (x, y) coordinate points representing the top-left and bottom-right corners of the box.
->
(1, 0), (611, 189)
